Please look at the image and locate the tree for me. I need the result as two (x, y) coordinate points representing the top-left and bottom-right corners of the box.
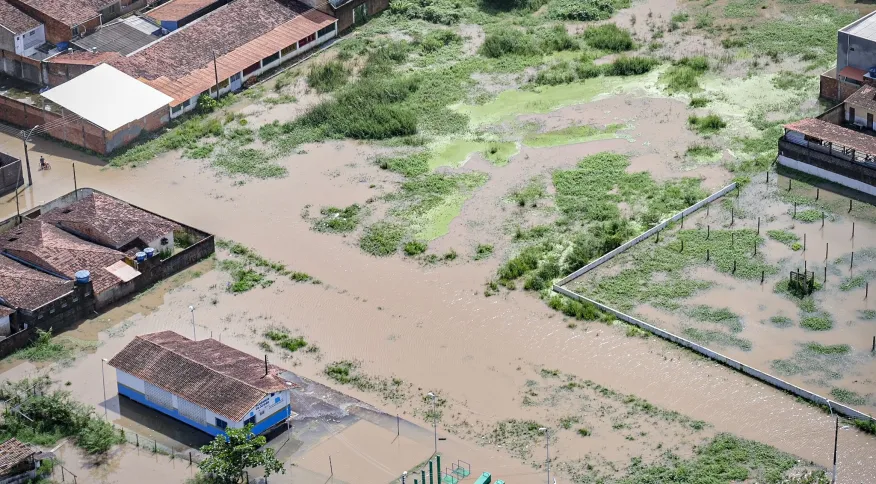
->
(197, 424), (284, 483)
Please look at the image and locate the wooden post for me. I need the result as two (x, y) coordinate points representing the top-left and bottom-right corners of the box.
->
(822, 212), (825, 228)
(731, 232), (734, 248)
(824, 266), (827, 284)
(804, 260), (807, 272)
(732, 260), (737, 274)
(871, 336), (875, 352)
(852, 222), (855, 239)
(788, 178), (792, 191)
(72, 162), (77, 197)
(766, 170), (769, 183)
(804, 233), (806, 252)
(825, 243), (828, 261)
(680, 240), (684, 252)
(851, 252), (854, 271)
(731, 208), (734, 226)
(707, 249), (710, 262)
(865, 282), (868, 299)
(849, 199), (853, 213)
(754, 242), (757, 256)
(757, 217), (760, 235)
(761, 270), (764, 284)
(793, 202), (797, 218)
(681, 212), (684, 228)
(816, 188), (820, 200)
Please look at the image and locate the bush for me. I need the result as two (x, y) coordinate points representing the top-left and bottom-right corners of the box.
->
(418, 29), (462, 52)
(583, 24), (634, 52)
(390, 0), (462, 24)
(197, 94), (218, 114)
(575, 63), (604, 79)
(689, 97), (709, 108)
(404, 240), (428, 256)
(307, 60), (350, 92)
(662, 56), (710, 92)
(314, 204), (362, 233)
(360, 222), (405, 256)
(535, 62), (578, 85)
(480, 29), (539, 58)
(536, 24), (578, 53)
(688, 114), (727, 134)
(602, 56), (659, 76)
(377, 152), (430, 177)
(547, 0), (626, 21)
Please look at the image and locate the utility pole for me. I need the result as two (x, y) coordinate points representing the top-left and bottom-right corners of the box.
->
(73, 162), (78, 197)
(189, 305), (196, 341)
(101, 358), (108, 419)
(22, 126), (37, 186)
(832, 416), (839, 484)
(212, 51), (220, 96)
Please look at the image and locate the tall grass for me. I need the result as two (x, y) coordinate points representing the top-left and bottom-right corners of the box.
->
(546, 0), (630, 21)
(582, 24), (635, 52)
(307, 60), (350, 93)
(687, 114), (726, 134)
(662, 56), (709, 92)
(481, 29), (541, 58)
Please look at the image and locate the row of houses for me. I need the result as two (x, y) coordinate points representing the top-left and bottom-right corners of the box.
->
(0, 188), (214, 357)
(0, 0), (388, 154)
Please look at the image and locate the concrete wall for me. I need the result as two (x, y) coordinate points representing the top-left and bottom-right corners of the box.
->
(0, 50), (43, 85)
(0, 95), (108, 153)
(44, 60), (98, 88)
(778, 138), (876, 195)
(0, 30), (14, 54)
(18, 282), (95, 332)
(15, 25), (45, 55)
(838, 30), (876, 74)
(0, 327), (35, 360)
(105, 106), (170, 153)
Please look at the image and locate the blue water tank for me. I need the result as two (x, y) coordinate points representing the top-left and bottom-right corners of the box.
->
(135, 251), (147, 262)
(75, 270), (90, 284)
(869, 67), (876, 78)
(144, 247), (156, 259)
(57, 42), (69, 51)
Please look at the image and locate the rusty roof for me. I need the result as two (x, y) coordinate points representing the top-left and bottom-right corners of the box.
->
(112, 0), (335, 105)
(785, 118), (876, 156)
(0, 0), (41, 34)
(39, 192), (179, 250)
(109, 331), (294, 421)
(0, 256), (72, 311)
(146, 0), (219, 22)
(8, 0), (107, 28)
(0, 219), (124, 293)
(845, 84), (876, 113)
(0, 439), (35, 476)
(46, 50), (121, 65)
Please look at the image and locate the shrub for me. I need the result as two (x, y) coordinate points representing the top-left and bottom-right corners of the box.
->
(418, 29), (462, 52)
(800, 314), (832, 331)
(197, 94), (218, 113)
(307, 60), (350, 92)
(688, 114), (727, 134)
(360, 222), (405, 256)
(377, 152), (430, 177)
(577, 428), (592, 437)
(602, 56), (659, 76)
(575, 63), (604, 79)
(390, 0), (462, 24)
(535, 62), (577, 85)
(480, 29), (539, 58)
(662, 56), (709, 92)
(583, 24), (635, 52)
(547, 0), (626, 21)
(536, 24), (578, 53)
(404, 240), (428, 256)
(689, 97), (709, 108)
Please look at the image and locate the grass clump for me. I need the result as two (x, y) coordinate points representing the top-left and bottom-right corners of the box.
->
(689, 97), (709, 108)
(662, 56), (709, 92)
(601, 56), (659, 76)
(110, 116), (223, 167)
(767, 229), (799, 246)
(314, 204), (363, 233)
(769, 315), (794, 328)
(860, 309), (876, 320)
(12, 329), (97, 364)
(484, 419), (548, 459)
(546, 0), (631, 21)
(621, 433), (813, 483)
(418, 29), (462, 52)
(800, 314), (833, 331)
(480, 29), (540, 58)
(685, 143), (719, 158)
(216, 239), (312, 289)
(805, 343), (850, 355)
(688, 114), (727, 135)
(829, 388), (865, 406)
(853, 418), (876, 434)
(682, 328), (752, 351)
(360, 222), (405, 256)
(0, 377), (124, 454)
(509, 178), (546, 206)
(376, 152), (430, 177)
(404, 240), (428, 256)
(687, 305), (743, 332)
(265, 329), (308, 353)
(577, 428), (592, 437)
(307, 60), (350, 93)
(474, 244), (494, 260)
(582, 24), (634, 52)
(795, 209), (821, 223)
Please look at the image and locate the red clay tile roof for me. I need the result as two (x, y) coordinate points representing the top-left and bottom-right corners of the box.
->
(109, 331), (294, 421)
(0, 439), (35, 476)
(46, 50), (121, 66)
(0, 306), (13, 318)
(785, 118), (876, 156)
(0, 219), (124, 293)
(0, 0), (41, 34)
(112, 0), (335, 105)
(9, 0), (107, 28)
(0, 256), (72, 311)
(838, 66), (866, 83)
(146, 0), (218, 22)
(845, 84), (876, 113)
(39, 192), (179, 250)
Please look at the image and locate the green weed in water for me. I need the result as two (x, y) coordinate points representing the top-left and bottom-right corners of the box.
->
(769, 315), (794, 328)
(800, 314), (833, 331)
(582, 24), (635, 52)
(307, 60), (350, 93)
(767, 229), (799, 246)
(829, 388), (865, 406)
(682, 327), (752, 351)
(805, 342), (850, 355)
(688, 114), (727, 135)
(404, 240), (428, 256)
(314, 204), (363, 233)
(360, 222), (406, 256)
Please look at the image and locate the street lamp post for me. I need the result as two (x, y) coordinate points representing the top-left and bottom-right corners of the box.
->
(189, 305), (196, 341)
(539, 427), (550, 484)
(427, 392), (437, 453)
(22, 126), (37, 186)
(101, 358), (108, 419)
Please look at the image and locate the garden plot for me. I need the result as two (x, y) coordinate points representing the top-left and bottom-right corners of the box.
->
(565, 176), (876, 415)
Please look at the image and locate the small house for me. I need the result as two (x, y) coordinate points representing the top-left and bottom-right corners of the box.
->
(0, 438), (41, 484)
(109, 331), (296, 437)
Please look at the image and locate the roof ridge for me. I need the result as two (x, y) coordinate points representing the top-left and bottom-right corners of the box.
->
(135, 333), (278, 396)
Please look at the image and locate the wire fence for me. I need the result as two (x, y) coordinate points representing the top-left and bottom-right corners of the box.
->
(111, 423), (204, 466)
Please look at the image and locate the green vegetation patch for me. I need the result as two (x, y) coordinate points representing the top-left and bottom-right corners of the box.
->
(0, 377), (124, 454)
(620, 433), (819, 484)
(685, 143), (719, 159)
(509, 178), (547, 207)
(546, 0), (631, 21)
(724, 0), (764, 18)
(767, 229), (799, 246)
(324, 360), (408, 403)
(307, 60), (350, 93)
(687, 305), (743, 332)
(794, 209), (821, 223)
(805, 343), (850, 355)
(661, 56), (709, 92)
(800, 314), (833, 331)
(860, 309), (876, 320)
(360, 222), (406, 256)
(482, 419), (548, 460)
(264, 329), (310, 353)
(216, 239), (313, 291)
(688, 114), (727, 135)
(111, 116), (223, 167)
(12, 329), (98, 364)
(524, 124), (624, 148)
(769, 315), (794, 328)
(387, 172), (488, 241)
(829, 388), (866, 406)
(376, 152), (430, 177)
(582, 24), (635, 52)
(771, 341), (850, 381)
(683, 328), (752, 351)
(313, 204), (363, 233)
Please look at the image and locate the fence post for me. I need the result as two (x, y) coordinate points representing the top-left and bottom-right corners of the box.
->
(851, 252), (854, 271)
(732, 260), (736, 274)
(793, 202), (797, 218)
(816, 188), (819, 200)
(707, 249), (710, 262)
(824, 266), (827, 284)
(707, 225), (710, 239)
(731, 208), (734, 226)
(757, 217), (760, 235)
(849, 199), (853, 213)
(189, 452), (192, 466)
(803, 233), (806, 252)
(852, 222), (855, 239)
(761, 270), (764, 284)
(822, 212), (825, 227)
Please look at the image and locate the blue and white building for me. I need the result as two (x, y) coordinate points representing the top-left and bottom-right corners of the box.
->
(109, 330), (295, 437)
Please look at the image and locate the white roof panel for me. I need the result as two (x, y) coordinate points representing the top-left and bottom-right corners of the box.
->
(41, 64), (172, 132)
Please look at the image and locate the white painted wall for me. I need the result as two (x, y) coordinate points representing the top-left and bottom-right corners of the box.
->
(116, 369), (145, 393)
(14, 25), (45, 55)
(147, 232), (174, 255)
(778, 154), (876, 196)
(0, 315), (10, 336)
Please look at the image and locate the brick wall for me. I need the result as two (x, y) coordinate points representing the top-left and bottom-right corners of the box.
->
(336, 0), (389, 32)
(0, 327), (35, 360)
(105, 106), (169, 153)
(0, 95), (108, 153)
(0, 50), (44, 85)
(45, 61), (97, 87)
(820, 74), (862, 102)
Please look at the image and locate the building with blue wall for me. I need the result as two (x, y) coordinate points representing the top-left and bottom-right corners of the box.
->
(108, 330), (295, 437)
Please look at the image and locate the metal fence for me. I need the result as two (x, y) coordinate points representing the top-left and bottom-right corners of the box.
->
(112, 423), (203, 466)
